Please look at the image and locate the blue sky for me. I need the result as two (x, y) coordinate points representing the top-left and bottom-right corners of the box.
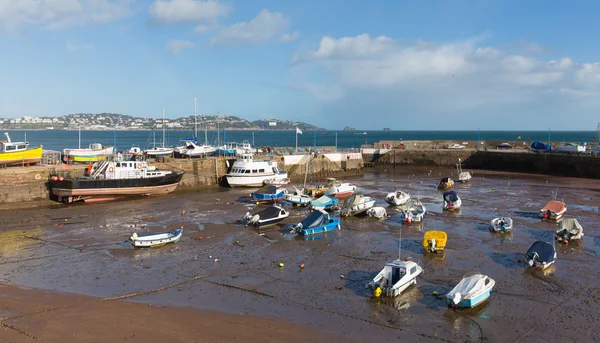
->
(1, 0), (599, 130)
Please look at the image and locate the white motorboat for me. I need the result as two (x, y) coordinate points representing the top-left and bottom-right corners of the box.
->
(402, 200), (427, 223)
(129, 228), (183, 248)
(366, 207), (388, 219)
(555, 218), (584, 243)
(282, 186), (311, 206)
(447, 274), (495, 309)
(175, 140), (216, 158)
(490, 217), (513, 232)
(366, 259), (423, 297)
(447, 143), (465, 149)
(340, 194), (376, 217)
(225, 153), (287, 187)
(442, 191), (461, 210)
(385, 190), (410, 206)
(539, 200), (567, 220)
(263, 177), (291, 186)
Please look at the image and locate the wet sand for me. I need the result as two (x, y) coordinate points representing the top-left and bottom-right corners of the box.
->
(1, 166), (600, 342)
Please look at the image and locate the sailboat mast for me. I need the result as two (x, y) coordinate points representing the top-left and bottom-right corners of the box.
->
(162, 105), (165, 148)
(78, 127), (81, 149)
(194, 96), (197, 139)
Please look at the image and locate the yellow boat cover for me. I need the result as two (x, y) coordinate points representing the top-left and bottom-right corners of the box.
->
(423, 230), (448, 251)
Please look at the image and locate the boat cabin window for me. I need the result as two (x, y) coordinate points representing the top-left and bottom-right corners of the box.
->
(484, 278), (490, 285)
(391, 267), (405, 284)
(272, 167), (277, 173)
(245, 170), (250, 174)
(116, 163), (121, 167)
(252, 169), (257, 173)
(18, 144), (26, 149)
(5, 145), (16, 151)
(410, 267), (417, 274)
(259, 169), (265, 172)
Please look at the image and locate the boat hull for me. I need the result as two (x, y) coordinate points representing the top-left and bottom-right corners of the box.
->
(252, 217), (286, 228)
(131, 229), (183, 248)
(227, 173), (288, 188)
(448, 288), (492, 309)
(49, 172), (184, 202)
(0, 146), (43, 166)
(300, 221), (341, 236)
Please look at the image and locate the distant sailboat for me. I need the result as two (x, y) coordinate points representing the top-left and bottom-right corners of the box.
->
(145, 105), (174, 158)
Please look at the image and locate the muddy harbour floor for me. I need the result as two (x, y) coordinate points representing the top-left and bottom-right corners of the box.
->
(1, 166), (600, 343)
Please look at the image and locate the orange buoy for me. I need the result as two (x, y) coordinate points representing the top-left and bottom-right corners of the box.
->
(199, 236), (203, 240)
(300, 263), (305, 269)
(58, 176), (64, 181)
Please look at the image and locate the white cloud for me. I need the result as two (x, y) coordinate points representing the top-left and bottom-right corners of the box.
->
(211, 9), (289, 45)
(291, 34), (600, 129)
(165, 39), (194, 54)
(281, 31), (300, 43)
(194, 24), (216, 34)
(149, 0), (230, 24)
(66, 41), (94, 52)
(0, 0), (134, 31)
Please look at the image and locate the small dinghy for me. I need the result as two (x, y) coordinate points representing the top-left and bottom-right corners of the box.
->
(366, 259), (423, 297)
(423, 231), (447, 253)
(401, 200), (427, 223)
(292, 209), (340, 236)
(385, 190), (411, 206)
(524, 241), (556, 270)
(456, 159), (471, 182)
(366, 207), (388, 219)
(447, 274), (495, 309)
(437, 177), (454, 189)
(310, 195), (339, 211)
(129, 228), (183, 248)
(442, 191), (461, 210)
(251, 185), (286, 204)
(242, 205), (289, 228)
(555, 218), (584, 243)
(539, 200), (567, 220)
(490, 217), (513, 232)
(340, 194), (376, 217)
(282, 186), (311, 206)
(324, 181), (356, 200)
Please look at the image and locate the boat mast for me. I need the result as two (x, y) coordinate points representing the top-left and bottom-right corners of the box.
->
(217, 113), (220, 146)
(78, 127), (81, 149)
(162, 105), (166, 148)
(194, 96), (197, 140)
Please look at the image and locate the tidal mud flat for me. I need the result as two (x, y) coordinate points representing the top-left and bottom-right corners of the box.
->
(1, 167), (599, 342)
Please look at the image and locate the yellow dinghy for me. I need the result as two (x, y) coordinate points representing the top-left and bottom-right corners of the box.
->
(423, 230), (447, 253)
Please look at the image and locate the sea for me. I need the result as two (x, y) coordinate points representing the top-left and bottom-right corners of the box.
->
(3, 129), (597, 152)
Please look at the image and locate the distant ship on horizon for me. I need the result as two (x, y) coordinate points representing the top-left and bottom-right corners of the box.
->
(383, 128), (391, 131)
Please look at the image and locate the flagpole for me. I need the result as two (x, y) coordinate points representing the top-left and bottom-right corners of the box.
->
(295, 128), (298, 152)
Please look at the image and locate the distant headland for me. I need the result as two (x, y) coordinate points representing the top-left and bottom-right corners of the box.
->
(0, 113), (323, 131)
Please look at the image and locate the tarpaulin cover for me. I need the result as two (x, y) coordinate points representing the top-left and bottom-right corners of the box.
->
(541, 201), (566, 213)
(342, 194), (362, 208)
(530, 141), (550, 150)
(443, 191), (459, 202)
(447, 274), (489, 299)
(299, 210), (329, 229)
(254, 206), (285, 219)
(311, 195), (337, 207)
(526, 241), (556, 263)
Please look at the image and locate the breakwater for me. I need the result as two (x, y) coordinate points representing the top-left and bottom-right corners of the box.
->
(0, 152), (363, 209)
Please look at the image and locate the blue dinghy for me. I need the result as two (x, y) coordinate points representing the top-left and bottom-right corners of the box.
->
(292, 209), (340, 236)
(446, 274), (495, 309)
(251, 185), (286, 204)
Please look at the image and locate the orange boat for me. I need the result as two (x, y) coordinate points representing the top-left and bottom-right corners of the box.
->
(539, 200), (567, 220)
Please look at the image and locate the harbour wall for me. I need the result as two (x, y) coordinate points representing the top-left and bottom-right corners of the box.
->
(462, 151), (600, 179)
(366, 148), (600, 179)
(0, 153), (363, 209)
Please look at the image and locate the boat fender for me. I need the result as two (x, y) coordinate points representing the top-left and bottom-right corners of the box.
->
(373, 287), (382, 297)
(35, 174), (41, 180)
(108, 167), (114, 173)
(87, 164), (93, 175)
(130, 232), (138, 241)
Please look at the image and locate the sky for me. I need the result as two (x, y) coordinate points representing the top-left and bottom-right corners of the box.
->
(1, 0), (599, 130)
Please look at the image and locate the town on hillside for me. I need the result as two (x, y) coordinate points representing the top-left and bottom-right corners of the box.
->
(0, 113), (321, 131)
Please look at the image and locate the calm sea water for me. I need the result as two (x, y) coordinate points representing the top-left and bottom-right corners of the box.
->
(3, 129), (596, 151)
